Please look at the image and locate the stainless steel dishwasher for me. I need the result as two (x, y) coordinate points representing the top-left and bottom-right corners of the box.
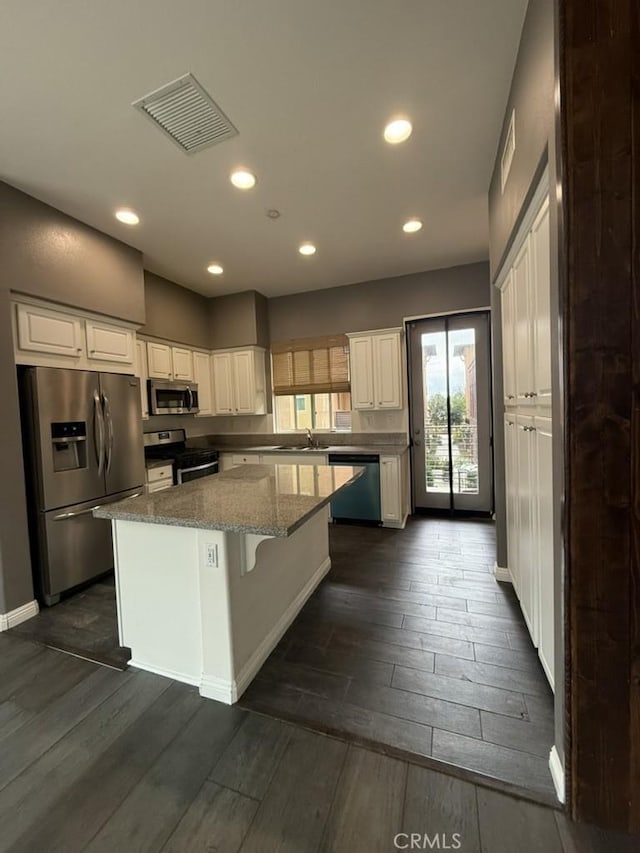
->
(328, 454), (381, 523)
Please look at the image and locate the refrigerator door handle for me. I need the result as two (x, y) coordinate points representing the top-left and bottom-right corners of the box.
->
(102, 393), (114, 475)
(93, 391), (105, 475)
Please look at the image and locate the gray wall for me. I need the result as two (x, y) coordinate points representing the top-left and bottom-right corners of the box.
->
(209, 291), (270, 349)
(140, 272), (210, 350)
(488, 0), (555, 278)
(0, 291), (34, 613)
(0, 182), (145, 613)
(0, 182), (145, 324)
(268, 263), (490, 341)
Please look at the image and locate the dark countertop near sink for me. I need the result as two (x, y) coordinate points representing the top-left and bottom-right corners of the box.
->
(214, 444), (409, 456)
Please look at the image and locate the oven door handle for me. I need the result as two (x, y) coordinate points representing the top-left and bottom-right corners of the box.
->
(177, 460), (218, 484)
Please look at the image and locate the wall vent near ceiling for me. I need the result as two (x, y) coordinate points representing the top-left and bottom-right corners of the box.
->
(500, 109), (516, 193)
(132, 73), (238, 154)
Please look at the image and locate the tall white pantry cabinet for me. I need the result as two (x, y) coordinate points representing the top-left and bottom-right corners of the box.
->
(499, 185), (555, 691)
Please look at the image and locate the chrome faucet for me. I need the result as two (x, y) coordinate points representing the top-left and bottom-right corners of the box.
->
(306, 428), (315, 449)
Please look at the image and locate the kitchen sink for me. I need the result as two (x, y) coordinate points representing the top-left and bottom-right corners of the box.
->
(275, 445), (330, 451)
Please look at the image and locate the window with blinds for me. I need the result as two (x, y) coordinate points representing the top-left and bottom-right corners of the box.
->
(271, 335), (350, 396)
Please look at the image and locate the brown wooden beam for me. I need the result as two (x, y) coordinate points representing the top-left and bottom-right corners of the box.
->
(561, 0), (640, 831)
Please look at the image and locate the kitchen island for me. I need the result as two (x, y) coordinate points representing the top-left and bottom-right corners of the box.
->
(94, 462), (363, 703)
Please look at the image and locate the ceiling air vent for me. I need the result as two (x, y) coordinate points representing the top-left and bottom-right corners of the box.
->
(500, 109), (516, 193)
(132, 73), (238, 154)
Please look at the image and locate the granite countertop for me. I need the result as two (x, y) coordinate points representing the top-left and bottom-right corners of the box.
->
(216, 444), (409, 456)
(94, 463), (364, 537)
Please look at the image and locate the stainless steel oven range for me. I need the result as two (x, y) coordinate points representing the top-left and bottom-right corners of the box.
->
(143, 429), (219, 484)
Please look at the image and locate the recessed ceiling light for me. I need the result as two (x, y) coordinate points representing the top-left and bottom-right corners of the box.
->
(207, 263), (224, 275)
(115, 209), (140, 225)
(402, 218), (423, 233)
(298, 243), (316, 256)
(384, 118), (412, 144)
(230, 169), (256, 190)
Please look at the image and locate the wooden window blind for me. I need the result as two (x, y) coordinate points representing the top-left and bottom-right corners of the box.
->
(271, 335), (350, 396)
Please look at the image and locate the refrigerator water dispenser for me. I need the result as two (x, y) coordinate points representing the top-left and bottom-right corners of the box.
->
(51, 421), (87, 472)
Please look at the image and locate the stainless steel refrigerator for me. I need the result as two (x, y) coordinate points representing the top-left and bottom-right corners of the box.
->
(19, 367), (145, 605)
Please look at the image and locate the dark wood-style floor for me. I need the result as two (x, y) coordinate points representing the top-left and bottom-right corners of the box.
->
(1, 633), (636, 853)
(241, 517), (557, 802)
(7, 576), (130, 670)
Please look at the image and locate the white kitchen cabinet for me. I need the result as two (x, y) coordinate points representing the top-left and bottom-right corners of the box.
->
(147, 342), (173, 379)
(146, 463), (173, 493)
(212, 348), (267, 416)
(171, 347), (193, 381)
(535, 416), (555, 687)
(498, 180), (555, 691)
(513, 237), (534, 406)
(193, 351), (213, 416)
(373, 333), (403, 408)
(86, 320), (135, 364)
(134, 339), (149, 420)
(212, 353), (234, 414)
(349, 329), (403, 411)
(232, 350), (257, 414)
(501, 271), (516, 406)
(531, 197), (552, 404)
(16, 303), (83, 358)
(349, 336), (375, 409)
(380, 455), (402, 524)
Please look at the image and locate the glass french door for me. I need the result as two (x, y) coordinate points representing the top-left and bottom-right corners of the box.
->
(408, 312), (493, 513)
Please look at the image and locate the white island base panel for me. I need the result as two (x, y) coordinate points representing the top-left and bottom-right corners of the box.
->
(111, 508), (331, 704)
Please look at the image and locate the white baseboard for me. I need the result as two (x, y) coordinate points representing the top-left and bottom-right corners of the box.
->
(200, 674), (235, 704)
(493, 562), (513, 584)
(549, 745), (565, 803)
(127, 658), (200, 687)
(0, 599), (39, 632)
(228, 555), (333, 703)
(382, 512), (409, 530)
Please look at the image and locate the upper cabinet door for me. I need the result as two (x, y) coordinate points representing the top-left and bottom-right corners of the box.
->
(530, 197), (552, 404)
(171, 347), (193, 381)
(212, 352), (234, 414)
(147, 342), (173, 379)
(232, 351), (256, 414)
(513, 237), (534, 404)
(374, 333), (402, 409)
(349, 336), (375, 409)
(85, 320), (134, 364)
(16, 303), (83, 358)
(193, 351), (213, 416)
(501, 271), (517, 405)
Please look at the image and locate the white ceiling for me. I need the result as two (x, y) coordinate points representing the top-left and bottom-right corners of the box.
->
(0, 0), (527, 298)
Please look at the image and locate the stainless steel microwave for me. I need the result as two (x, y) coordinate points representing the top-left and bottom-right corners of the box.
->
(148, 380), (199, 415)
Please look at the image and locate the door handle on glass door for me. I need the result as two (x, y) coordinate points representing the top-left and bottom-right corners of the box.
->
(94, 391), (105, 475)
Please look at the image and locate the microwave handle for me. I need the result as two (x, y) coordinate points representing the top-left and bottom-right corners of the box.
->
(187, 387), (193, 411)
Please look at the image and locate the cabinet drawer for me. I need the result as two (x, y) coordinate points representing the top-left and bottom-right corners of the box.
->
(231, 454), (258, 465)
(146, 465), (174, 484)
(147, 480), (173, 493)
